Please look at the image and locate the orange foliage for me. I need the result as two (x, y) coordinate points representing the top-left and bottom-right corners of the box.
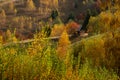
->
(50, 21), (80, 37)
(66, 21), (80, 34)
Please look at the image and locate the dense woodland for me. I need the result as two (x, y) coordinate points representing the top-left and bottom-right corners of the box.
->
(0, 0), (120, 80)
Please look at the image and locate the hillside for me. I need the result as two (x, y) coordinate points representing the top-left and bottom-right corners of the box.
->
(0, 0), (98, 41)
(0, 0), (120, 80)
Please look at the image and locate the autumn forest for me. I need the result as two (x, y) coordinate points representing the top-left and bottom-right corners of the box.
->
(0, 0), (120, 80)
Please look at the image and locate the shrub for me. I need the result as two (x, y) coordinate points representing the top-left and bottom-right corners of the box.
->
(66, 21), (80, 34)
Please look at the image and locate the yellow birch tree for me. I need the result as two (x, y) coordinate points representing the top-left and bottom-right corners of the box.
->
(57, 29), (71, 60)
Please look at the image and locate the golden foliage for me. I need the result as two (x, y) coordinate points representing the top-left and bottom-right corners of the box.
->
(12, 36), (18, 43)
(114, 10), (120, 24)
(82, 37), (105, 66)
(99, 12), (113, 31)
(0, 9), (6, 23)
(114, 0), (120, 8)
(57, 30), (71, 60)
(0, 36), (3, 46)
(14, 9), (17, 15)
(103, 31), (120, 69)
(88, 9), (120, 33)
(50, 24), (65, 37)
(0, 9), (6, 18)
(99, 12), (113, 24)
(71, 30), (120, 71)
(6, 30), (12, 42)
(8, 2), (15, 13)
(27, 30), (50, 56)
(53, 0), (59, 8)
(100, 0), (112, 10)
(26, 0), (36, 11)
